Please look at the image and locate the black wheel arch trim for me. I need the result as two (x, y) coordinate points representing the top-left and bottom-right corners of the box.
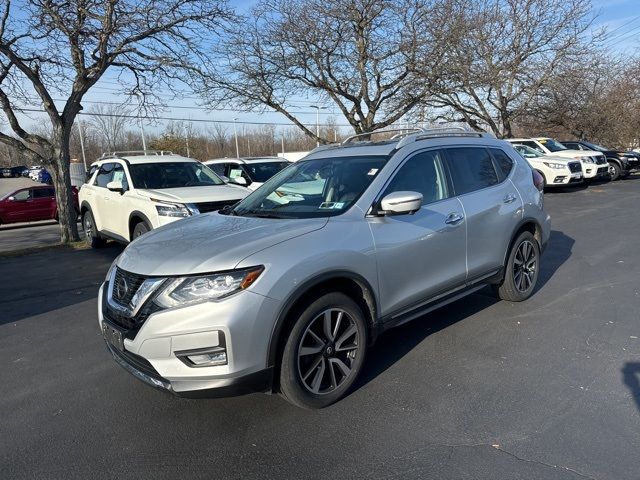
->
(128, 211), (153, 239)
(503, 217), (544, 269)
(266, 270), (379, 368)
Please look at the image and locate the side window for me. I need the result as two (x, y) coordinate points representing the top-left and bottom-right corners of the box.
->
(522, 141), (544, 154)
(13, 189), (31, 201)
(446, 147), (499, 195)
(33, 188), (55, 199)
(383, 150), (450, 205)
(208, 163), (225, 177)
(111, 164), (129, 190)
(490, 149), (514, 182)
(86, 165), (98, 183)
(228, 165), (249, 182)
(95, 163), (116, 188)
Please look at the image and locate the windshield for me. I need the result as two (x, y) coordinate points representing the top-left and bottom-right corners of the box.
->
(538, 138), (567, 152)
(230, 156), (388, 219)
(243, 161), (291, 183)
(514, 144), (543, 158)
(128, 162), (224, 189)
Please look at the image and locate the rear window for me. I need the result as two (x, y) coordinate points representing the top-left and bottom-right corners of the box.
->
(445, 148), (499, 195)
(490, 149), (514, 182)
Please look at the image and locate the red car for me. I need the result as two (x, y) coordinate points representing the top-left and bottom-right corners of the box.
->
(0, 185), (79, 225)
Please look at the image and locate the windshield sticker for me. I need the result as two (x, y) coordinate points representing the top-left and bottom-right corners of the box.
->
(229, 169), (243, 178)
(333, 202), (345, 209)
(319, 202), (336, 209)
(367, 168), (379, 176)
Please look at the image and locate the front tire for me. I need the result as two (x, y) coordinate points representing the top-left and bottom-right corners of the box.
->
(279, 292), (368, 409)
(498, 231), (540, 302)
(132, 221), (151, 239)
(82, 210), (105, 248)
(608, 161), (621, 181)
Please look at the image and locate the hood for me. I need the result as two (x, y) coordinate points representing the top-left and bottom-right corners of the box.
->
(135, 184), (250, 204)
(534, 154), (576, 164)
(117, 213), (328, 276)
(550, 149), (601, 159)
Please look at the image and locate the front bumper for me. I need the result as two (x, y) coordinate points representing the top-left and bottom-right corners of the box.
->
(98, 281), (281, 397)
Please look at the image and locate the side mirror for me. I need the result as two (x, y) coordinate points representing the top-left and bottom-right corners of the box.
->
(231, 176), (248, 186)
(106, 180), (124, 193)
(379, 191), (423, 216)
(7, 196), (15, 201)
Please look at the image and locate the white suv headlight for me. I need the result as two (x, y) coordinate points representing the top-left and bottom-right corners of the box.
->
(154, 266), (264, 308)
(543, 162), (566, 169)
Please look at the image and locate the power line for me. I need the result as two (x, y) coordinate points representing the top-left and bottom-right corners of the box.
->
(606, 14), (640, 37)
(604, 20), (640, 46)
(14, 107), (353, 128)
(606, 24), (640, 47)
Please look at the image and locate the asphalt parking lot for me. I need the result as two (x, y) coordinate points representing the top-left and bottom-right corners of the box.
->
(2, 178), (640, 480)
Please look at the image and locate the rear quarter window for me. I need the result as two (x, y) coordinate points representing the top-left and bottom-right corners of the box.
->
(489, 149), (514, 182)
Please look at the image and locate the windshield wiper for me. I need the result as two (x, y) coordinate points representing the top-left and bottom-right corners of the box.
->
(238, 209), (292, 219)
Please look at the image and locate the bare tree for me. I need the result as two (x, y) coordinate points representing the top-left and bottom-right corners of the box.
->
(202, 0), (456, 141)
(0, 0), (233, 242)
(87, 104), (131, 153)
(427, 0), (599, 138)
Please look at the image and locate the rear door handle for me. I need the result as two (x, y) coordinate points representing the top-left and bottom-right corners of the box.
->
(503, 194), (517, 204)
(445, 212), (464, 225)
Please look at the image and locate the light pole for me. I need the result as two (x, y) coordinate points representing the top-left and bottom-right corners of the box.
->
(233, 118), (240, 158)
(134, 92), (147, 151)
(309, 105), (327, 147)
(77, 117), (87, 169)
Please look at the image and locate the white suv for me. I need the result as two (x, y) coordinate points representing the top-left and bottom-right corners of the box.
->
(79, 151), (249, 247)
(511, 144), (583, 188)
(507, 138), (608, 180)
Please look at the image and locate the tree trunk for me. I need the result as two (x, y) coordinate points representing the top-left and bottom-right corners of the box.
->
(50, 128), (80, 243)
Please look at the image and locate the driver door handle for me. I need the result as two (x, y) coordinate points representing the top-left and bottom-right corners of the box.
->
(503, 194), (517, 204)
(445, 212), (464, 225)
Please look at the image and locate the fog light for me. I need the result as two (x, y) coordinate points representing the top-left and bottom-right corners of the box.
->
(176, 346), (227, 367)
(553, 176), (566, 183)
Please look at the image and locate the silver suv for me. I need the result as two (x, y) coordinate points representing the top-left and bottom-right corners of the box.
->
(99, 128), (551, 408)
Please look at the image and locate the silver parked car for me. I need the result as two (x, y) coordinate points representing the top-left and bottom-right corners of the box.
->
(99, 128), (551, 408)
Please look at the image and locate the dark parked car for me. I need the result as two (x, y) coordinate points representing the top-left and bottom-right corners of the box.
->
(37, 169), (52, 184)
(0, 185), (78, 225)
(560, 140), (634, 181)
(1, 165), (27, 178)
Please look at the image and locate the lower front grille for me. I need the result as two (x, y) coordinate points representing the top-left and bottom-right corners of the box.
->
(108, 344), (167, 384)
(597, 166), (608, 174)
(194, 200), (241, 213)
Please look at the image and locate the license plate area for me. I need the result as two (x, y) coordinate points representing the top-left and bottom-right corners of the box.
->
(102, 319), (126, 352)
(571, 172), (582, 179)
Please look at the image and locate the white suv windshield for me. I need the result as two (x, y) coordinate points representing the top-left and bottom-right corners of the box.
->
(230, 156), (388, 219)
(538, 138), (567, 152)
(128, 162), (224, 189)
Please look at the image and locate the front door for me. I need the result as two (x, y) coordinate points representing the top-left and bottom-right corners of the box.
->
(369, 149), (467, 317)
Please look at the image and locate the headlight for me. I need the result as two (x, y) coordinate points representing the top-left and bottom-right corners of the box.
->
(543, 162), (566, 169)
(154, 266), (264, 308)
(580, 156), (595, 164)
(151, 198), (192, 217)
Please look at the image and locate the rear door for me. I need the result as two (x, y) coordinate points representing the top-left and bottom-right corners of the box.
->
(369, 149), (467, 316)
(444, 147), (522, 282)
(31, 187), (56, 220)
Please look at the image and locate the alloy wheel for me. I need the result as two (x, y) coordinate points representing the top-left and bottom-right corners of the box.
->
(513, 240), (537, 292)
(84, 215), (93, 241)
(297, 308), (360, 395)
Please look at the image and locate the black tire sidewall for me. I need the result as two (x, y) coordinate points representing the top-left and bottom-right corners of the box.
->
(609, 161), (620, 181)
(133, 221), (150, 238)
(499, 231), (540, 302)
(279, 292), (368, 409)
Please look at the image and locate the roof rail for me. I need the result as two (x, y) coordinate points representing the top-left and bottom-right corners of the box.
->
(342, 128), (421, 145)
(395, 128), (494, 149)
(99, 150), (175, 159)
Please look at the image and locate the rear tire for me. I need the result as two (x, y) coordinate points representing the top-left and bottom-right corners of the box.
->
(132, 221), (151, 239)
(279, 292), (368, 409)
(82, 210), (105, 248)
(498, 231), (540, 302)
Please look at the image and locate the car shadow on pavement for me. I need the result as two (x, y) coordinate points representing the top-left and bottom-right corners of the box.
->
(353, 229), (574, 395)
(536, 229), (574, 291)
(622, 362), (640, 414)
(0, 243), (123, 324)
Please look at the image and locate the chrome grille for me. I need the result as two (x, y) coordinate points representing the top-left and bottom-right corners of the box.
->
(194, 199), (241, 213)
(112, 267), (146, 307)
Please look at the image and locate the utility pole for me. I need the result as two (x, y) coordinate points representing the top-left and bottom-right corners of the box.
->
(185, 123), (191, 157)
(77, 117), (87, 169)
(309, 105), (327, 147)
(233, 118), (240, 158)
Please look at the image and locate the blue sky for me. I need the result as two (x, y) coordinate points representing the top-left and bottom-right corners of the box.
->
(14, 0), (640, 143)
